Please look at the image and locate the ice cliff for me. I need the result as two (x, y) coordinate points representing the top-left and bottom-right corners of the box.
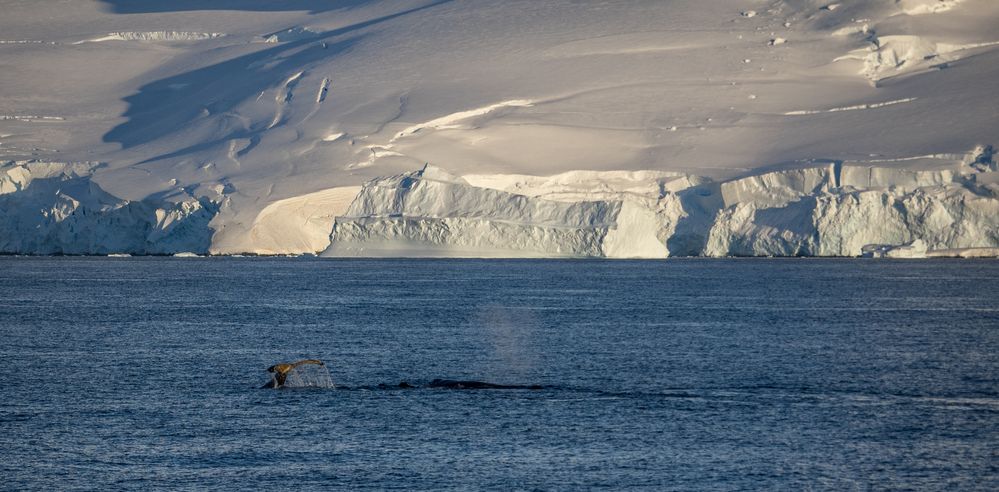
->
(4, 153), (998, 257)
(321, 151), (999, 258)
(0, 161), (217, 255)
(704, 173), (999, 257)
(324, 166), (623, 257)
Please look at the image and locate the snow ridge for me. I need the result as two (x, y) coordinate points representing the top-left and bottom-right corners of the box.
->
(897, 0), (965, 15)
(73, 32), (226, 44)
(392, 100), (535, 141)
(784, 98), (917, 116)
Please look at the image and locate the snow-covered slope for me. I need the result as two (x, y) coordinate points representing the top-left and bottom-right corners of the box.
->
(1, 0), (997, 255)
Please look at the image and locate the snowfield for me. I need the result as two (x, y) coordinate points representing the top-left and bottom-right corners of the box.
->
(0, 0), (997, 256)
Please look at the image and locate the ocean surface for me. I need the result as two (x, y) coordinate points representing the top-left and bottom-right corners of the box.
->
(1, 257), (997, 490)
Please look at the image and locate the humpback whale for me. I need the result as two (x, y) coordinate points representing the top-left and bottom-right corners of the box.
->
(427, 379), (543, 390)
(262, 359), (327, 389)
(261, 361), (541, 390)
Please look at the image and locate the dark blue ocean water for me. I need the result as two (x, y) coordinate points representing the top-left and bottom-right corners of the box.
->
(1, 257), (997, 490)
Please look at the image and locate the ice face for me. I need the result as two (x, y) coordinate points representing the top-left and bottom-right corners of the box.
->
(0, 162), (217, 255)
(318, 161), (999, 258)
(3, 157), (997, 257)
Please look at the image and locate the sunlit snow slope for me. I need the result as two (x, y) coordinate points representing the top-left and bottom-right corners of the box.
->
(0, 0), (997, 256)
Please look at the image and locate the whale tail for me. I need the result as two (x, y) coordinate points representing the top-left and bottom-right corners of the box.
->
(264, 359), (334, 389)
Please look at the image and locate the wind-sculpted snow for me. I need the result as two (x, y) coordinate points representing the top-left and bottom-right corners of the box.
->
(74, 32), (227, 44)
(897, 0), (965, 15)
(837, 35), (999, 83)
(0, 162), (217, 255)
(98, 1), (371, 14)
(260, 27), (319, 44)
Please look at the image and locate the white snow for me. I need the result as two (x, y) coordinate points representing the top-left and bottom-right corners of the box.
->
(0, 115), (65, 122)
(720, 166), (834, 209)
(0, 40), (55, 45)
(316, 78), (331, 103)
(391, 100), (535, 141)
(836, 34), (999, 83)
(260, 27), (320, 44)
(73, 32), (226, 44)
(783, 98), (918, 116)
(216, 185), (361, 255)
(897, 0), (966, 15)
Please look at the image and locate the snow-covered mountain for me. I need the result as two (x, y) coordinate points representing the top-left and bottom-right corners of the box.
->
(1, 0), (997, 256)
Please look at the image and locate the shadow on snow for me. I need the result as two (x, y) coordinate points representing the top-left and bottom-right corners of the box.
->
(101, 1), (451, 163)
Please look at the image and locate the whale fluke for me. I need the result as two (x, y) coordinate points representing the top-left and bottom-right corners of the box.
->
(262, 359), (332, 389)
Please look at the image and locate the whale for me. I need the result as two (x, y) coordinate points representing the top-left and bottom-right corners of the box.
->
(427, 379), (543, 390)
(260, 362), (543, 390)
(261, 359), (326, 389)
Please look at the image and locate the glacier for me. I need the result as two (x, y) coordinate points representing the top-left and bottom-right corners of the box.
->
(3, 151), (998, 257)
(1, 0), (998, 256)
(1, 161), (217, 255)
(324, 166), (621, 258)
(319, 150), (999, 258)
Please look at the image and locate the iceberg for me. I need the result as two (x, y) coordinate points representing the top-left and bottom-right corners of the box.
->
(861, 240), (928, 259)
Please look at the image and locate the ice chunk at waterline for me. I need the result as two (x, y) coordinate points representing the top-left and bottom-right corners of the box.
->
(861, 239), (928, 259)
(263, 359), (334, 389)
